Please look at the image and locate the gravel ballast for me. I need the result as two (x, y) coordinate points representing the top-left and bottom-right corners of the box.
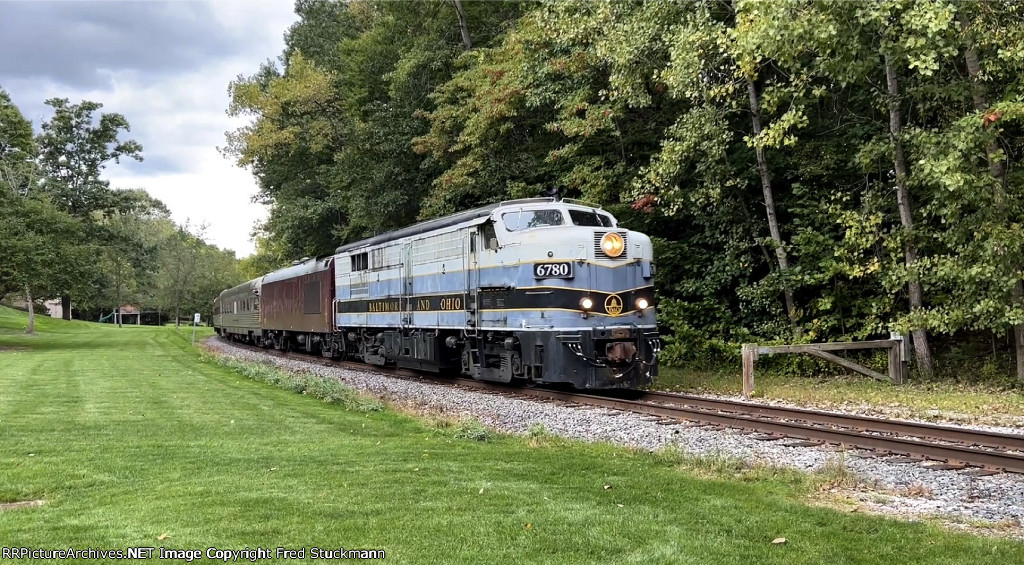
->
(205, 338), (1024, 538)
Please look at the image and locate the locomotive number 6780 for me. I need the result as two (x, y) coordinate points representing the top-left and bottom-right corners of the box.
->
(533, 262), (574, 279)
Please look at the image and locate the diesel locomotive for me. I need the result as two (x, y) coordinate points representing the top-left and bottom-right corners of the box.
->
(213, 197), (660, 389)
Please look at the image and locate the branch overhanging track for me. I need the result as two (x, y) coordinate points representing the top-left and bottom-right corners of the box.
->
(217, 338), (1024, 474)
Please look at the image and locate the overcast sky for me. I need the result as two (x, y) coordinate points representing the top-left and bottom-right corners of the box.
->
(0, 0), (300, 257)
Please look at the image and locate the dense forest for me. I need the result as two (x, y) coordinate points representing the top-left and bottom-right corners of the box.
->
(4, 0), (1024, 382)
(0, 93), (242, 328)
(225, 0), (1024, 382)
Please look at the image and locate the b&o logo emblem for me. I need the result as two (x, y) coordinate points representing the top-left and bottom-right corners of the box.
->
(604, 294), (623, 316)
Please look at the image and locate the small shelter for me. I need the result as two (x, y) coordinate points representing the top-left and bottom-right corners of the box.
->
(44, 299), (67, 319)
(112, 304), (141, 325)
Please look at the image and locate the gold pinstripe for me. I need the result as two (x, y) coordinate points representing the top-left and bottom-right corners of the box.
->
(513, 284), (653, 293)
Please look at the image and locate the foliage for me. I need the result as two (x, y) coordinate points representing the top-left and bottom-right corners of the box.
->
(225, 0), (1024, 379)
(452, 418), (493, 442)
(36, 98), (143, 219)
(225, 0), (525, 258)
(0, 89), (96, 308)
(149, 220), (243, 324)
(214, 355), (384, 412)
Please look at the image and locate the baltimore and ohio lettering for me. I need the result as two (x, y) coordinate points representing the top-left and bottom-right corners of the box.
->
(338, 294), (467, 314)
(368, 300), (402, 313)
(1, 546), (385, 561)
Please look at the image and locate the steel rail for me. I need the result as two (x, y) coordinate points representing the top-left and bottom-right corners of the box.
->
(497, 386), (1024, 473)
(422, 377), (1024, 472)
(635, 391), (1024, 451)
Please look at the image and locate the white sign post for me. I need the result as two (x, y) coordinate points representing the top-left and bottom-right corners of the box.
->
(191, 312), (200, 345)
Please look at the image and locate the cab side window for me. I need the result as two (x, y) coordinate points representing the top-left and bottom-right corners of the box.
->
(481, 221), (498, 251)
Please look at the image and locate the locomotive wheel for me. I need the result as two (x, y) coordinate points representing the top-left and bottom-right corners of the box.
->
(335, 335), (347, 361)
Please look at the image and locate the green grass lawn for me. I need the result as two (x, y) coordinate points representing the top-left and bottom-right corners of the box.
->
(1, 306), (1022, 564)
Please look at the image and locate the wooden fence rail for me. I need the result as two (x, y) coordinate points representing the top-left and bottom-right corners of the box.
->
(741, 334), (908, 399)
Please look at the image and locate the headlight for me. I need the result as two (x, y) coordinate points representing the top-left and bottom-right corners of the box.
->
(600, 232), (624, 257)
(636, 298), (649, 310)
(579, 297), (594, 311)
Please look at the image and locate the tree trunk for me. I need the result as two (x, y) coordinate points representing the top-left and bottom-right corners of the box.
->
(961, 16), (1006, 192)
(451, 0), (472, 50)
(885, 54), (934, 378)
(61, 295), (71, 320)
(746, 78), (801, 338)
(961, 25), (1021, 381)
(1014, 282), (1024, 383)
(25, 285), (35, 335)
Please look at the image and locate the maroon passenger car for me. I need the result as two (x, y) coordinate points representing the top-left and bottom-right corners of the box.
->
(260, 256), (336, 354)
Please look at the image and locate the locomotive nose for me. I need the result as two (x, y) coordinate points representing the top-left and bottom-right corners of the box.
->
(605, 341), (637, 363)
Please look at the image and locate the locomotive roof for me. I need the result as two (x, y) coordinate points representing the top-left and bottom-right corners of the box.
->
(333, 197), (603, 254)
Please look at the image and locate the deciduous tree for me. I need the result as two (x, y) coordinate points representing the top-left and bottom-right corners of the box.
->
(36, 98), (143, 318)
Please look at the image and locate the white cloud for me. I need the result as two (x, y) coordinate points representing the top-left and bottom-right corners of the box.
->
(107, 155), (267, 257)
(0, 0), (299, 257)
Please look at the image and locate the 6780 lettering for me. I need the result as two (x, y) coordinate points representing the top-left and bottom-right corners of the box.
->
(533, 262), (573, 279)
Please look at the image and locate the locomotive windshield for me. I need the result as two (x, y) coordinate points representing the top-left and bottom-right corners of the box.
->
(502, 209), (564, 231)
(568, 209), (614, 227)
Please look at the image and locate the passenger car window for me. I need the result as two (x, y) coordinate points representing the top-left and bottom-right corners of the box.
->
(502, 209), (564, 231)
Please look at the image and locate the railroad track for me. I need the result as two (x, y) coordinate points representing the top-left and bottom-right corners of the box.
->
(215, 338), (1024, 474)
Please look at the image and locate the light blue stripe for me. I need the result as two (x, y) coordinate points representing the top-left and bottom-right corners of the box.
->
(344, 262), (651, 297)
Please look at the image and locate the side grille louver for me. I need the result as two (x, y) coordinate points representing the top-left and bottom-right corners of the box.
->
(594, 231), (629, 259)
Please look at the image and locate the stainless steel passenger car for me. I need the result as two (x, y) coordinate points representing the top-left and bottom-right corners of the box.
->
(212, 278), (262, 342)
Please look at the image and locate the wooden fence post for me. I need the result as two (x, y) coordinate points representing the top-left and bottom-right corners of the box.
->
(893, 332), (908, 384)
(741, 344), (757, 399)
(887, 335), (901, 385)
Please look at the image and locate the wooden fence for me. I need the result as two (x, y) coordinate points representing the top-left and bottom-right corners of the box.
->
(740, 334), (908, 399)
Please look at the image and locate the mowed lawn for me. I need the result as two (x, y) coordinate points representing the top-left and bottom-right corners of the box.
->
(0, 307), (1021, 564)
